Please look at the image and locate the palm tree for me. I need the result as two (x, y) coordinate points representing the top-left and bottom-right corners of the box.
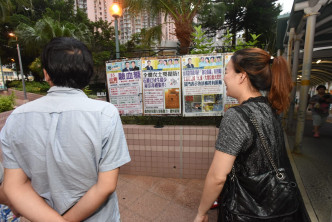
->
(14, 16), (91, 81)
(0, 0), (32, 21)
(123, 0), (207, 54)
(0, 0), (9, 19)
(15, 17), (91, 56)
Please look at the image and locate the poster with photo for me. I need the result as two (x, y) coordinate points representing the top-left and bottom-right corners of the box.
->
(142, 57), (181, 115)
(223, 53), (239, 112)
(105, 59), (143, 115)
(182, 54), (224, 117)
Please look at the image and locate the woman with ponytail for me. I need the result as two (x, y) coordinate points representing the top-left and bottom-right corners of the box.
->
(195, 48), (304, 222)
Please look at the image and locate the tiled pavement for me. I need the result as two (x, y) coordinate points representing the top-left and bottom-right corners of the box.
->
(286, 114), (332, 222)
(117, 174), (217, 221)
(19, 174), (217, 222)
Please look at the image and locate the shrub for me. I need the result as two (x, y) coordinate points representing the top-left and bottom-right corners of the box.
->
(0, 93), (15, 112)
(6, 80), (21, 88)
(6, 80), (50, 95)
(190, 25), (215, 54)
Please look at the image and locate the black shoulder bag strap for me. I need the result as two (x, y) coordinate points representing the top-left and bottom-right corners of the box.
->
(231, 105), (285, 180)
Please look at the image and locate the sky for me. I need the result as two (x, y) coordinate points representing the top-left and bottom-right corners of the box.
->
(277, 0), (294, 14)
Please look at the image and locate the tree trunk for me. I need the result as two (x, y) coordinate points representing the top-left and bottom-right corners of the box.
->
(245, 28), (249, 42)
(174, 17), (194, 55)
(231, 27), (236, 46)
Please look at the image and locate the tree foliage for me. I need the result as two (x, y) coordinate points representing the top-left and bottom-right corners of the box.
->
(123, 0), (208, 54)
(0, 0), (30, 21)
(222, 29), (261, 51)
(222, 0), (248, 45)
(15, 17), (91, 56)
(198, 0), (281, 51)
(190, 25), (214, 54)
(196, 1), (226, 37)
(125, 25), (162, 55)
(1, 0), (117, 82)
(242, 0), (281, 51)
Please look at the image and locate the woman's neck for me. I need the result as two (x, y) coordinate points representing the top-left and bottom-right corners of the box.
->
(238, 91), (262, 104)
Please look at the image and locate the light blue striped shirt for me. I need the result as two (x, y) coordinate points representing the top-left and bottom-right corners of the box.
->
(1, 86), (131, 221)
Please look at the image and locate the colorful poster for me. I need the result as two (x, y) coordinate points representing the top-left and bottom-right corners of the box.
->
(222, 53), (239, 112)
(182, 54), (224, 117)
(142, 57), (181, 115)
(106, 59), (143, 115)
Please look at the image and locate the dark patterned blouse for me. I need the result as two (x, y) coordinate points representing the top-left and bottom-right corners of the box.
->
(216, 96), (289, 176)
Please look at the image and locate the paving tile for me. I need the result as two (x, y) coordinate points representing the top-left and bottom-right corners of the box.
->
(120, 206), (150, 222)
(172, 185), (202, 209)
(116, 180), (147, 208)
(166, 177), (191, 186)
(117, 176), (129, 187)
(149, 178), (186, 200)
(125, 175), (163, 190)
(118, 173), (139, 182)
(186, 178), (206, 192)
(130, 191), (171, 221)
(156, 201), (196, 222)
(208, 209), (218, 221)
(118, 203), (127, 216)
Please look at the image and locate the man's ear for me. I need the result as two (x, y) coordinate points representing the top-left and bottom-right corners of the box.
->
(43, 69), (53, 86)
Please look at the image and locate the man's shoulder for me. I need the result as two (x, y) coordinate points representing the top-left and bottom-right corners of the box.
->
(11, 96), (49, 114)
(12, 96), (118, 116)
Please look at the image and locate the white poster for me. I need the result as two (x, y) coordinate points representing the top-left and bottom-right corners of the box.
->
(105, 59), (143, 115)
(182, 54), (224, 117)
(142, 57), (181, 115)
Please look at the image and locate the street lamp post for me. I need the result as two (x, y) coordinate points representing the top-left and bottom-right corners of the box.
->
(9, 33), (27, 100)
(114, 16), (120, 59)
(109, 3), (122, 59)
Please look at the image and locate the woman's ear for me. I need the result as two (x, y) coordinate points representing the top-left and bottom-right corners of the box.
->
(239, 72), (247, 84)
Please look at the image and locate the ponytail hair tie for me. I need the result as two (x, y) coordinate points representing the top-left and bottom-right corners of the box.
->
(269, 57), (274, 64)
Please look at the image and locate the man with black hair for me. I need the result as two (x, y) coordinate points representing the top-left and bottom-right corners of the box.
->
(186, 58), (194, 68)
(130, 61), (139, 70)
(174, 59), (180, 68)
(309, 84), (332, 138)
(1, 37), (131, 221)
(122, 61), (131, 72)
(145, 60), (153, 70)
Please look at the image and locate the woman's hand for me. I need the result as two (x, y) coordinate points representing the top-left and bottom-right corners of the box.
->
(194, 213), (208, 222)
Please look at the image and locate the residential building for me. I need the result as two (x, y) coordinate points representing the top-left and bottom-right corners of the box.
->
(74, 0), (177, 45)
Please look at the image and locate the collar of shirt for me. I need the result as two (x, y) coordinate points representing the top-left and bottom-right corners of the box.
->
(47, 86), (88, 98)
